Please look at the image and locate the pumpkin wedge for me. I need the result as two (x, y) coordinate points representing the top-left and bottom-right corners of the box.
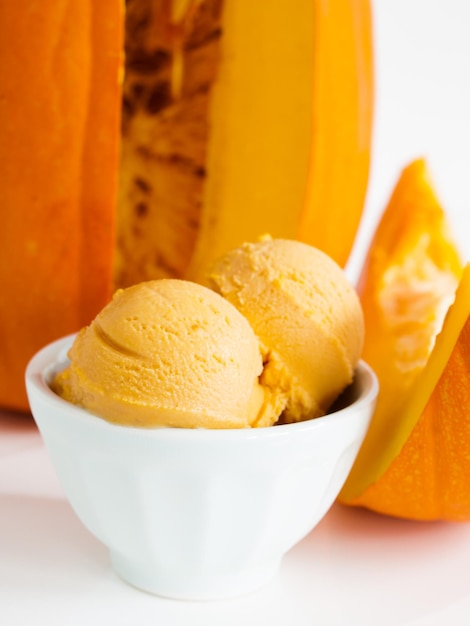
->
(0, 0), (373, 412)
(339, 159), (470, 521)
(186, 0), (374, 280)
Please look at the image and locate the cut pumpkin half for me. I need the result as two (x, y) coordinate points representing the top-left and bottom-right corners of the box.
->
(0, 0), (373, 411)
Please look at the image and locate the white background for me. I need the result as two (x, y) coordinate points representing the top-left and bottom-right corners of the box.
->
(1, 2), (470, 624)
(348, 0), (470, 281)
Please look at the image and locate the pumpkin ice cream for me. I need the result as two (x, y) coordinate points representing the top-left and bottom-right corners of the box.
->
(206, 238), (365, 423)
(52, 239), (364, 428)
(51, 279), (278, 428)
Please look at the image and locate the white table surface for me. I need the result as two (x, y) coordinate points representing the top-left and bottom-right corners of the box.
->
(2, 2), (470, 624)
(3, 411), (470, 626)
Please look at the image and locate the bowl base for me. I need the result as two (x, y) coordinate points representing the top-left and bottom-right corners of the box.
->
(110, 550), (281, 601)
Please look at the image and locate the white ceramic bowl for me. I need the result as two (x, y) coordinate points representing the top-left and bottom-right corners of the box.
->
(25, 334), (378, 601)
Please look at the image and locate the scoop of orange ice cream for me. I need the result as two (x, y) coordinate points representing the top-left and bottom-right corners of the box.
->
(52, 279), (274, 428)
(206, 238), (365, 423)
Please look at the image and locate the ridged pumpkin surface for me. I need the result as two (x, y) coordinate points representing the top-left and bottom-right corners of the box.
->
(0, 1), (123, 412)
(0, 0), (374, 412)
(339, 159), (470, 520)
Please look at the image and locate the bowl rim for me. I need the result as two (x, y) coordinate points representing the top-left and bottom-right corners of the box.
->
(25, 333), (378, 441)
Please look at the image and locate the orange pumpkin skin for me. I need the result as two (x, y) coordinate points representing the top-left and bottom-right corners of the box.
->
(0, 1), (123, 411)
(299, 0), (374, 269)
(348, 282), (470, 521)
(0, 0), (373, 412)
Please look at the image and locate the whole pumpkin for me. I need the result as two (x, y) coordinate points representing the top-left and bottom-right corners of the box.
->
(0, 0), (374, 411)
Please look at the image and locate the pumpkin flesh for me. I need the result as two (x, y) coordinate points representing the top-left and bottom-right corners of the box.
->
(116, 0), (223, 285)
(188, 0), (374, 279)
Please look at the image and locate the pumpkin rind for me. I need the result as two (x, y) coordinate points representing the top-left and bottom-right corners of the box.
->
(299, 0), (374, 269)
(0, 1), (123, 411)
(344, 266), (470, 520)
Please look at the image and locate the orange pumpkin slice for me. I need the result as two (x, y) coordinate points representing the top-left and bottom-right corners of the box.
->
(339, 159), (470, 520)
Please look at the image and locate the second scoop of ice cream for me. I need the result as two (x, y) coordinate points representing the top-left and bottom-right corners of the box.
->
(51, 279), (270, 428)
(206, 238), (365, 423)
